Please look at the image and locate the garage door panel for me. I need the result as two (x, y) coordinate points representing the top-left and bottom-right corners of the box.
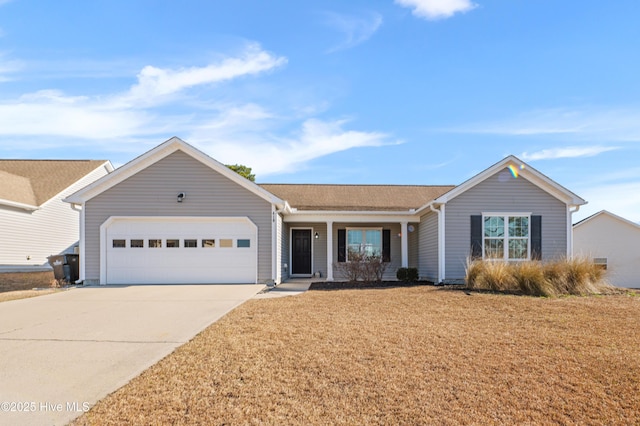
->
(104, 217), (257, 284)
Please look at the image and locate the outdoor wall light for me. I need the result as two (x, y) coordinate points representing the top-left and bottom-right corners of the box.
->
(315, 232), (320, 239)
(177, 192), (186, 203)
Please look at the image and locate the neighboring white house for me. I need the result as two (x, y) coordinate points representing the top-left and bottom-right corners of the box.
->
(0, 160), (113, 271)
(573, 210), (640, 289)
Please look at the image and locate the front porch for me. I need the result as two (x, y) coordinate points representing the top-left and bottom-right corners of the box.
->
(280, 218), (421, 282)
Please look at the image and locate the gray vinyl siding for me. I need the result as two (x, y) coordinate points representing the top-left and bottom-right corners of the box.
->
(84, 151), (273, 283)
(310, 223), (328, 278)
(332, 223), (402, 281)
(0, 164), (110, 269)
(281, 223), (290, 280)
(444, 169), (568, 282)
(418, 210), (439, 282)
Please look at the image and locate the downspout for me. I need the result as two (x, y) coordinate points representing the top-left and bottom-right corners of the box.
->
(567, 205), (581, 259)
(430, 203), (446, 284)
(70, 203), (85, 285)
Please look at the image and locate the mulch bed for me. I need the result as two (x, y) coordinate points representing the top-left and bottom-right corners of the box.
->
(309, 280), (433, 290)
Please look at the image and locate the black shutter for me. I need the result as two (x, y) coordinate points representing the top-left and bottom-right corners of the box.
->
(337, 229), (346, 262)
(470, 215), (483, 259)
(531, 215), (542, 260)
(382, 229), (391, 262)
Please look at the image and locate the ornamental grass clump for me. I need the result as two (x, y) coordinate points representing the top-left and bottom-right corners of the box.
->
(544, 257), (612, 296)
(465, 257), (614, 297)
(465, 259), (516, 292)
(512, 260), (555, 297)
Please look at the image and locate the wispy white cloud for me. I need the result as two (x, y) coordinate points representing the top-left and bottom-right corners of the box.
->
(0, 43), (394, 176)
(120, 44), (287, 107)
(395, 0), (477, 20)
(0, 52), (23, 82)
(191, 118), (394, 176)
(0, 90), (153, 139)
(521, 146), (618, 161)
(0, 45), (286, 138)
(323, 11), (383, 53)
(449, 107), (640, 142)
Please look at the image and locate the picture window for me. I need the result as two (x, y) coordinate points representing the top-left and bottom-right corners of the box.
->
(483, 215), (529, 260)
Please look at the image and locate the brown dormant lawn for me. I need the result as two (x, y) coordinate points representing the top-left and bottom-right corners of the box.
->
(0, 271), (60, 302)
(74, 286), (640, 425)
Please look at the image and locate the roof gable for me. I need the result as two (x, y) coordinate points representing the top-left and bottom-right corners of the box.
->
(64, 137), (284, 206)
(574, 210), (640, 231)
(0, 160), (112, 210)
(428, 155), (586, 207)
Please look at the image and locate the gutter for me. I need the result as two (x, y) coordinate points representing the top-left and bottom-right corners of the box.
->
(0, 199), (40, 211)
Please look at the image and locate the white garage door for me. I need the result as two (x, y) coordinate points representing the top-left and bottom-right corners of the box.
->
(103, 217), (257, 284)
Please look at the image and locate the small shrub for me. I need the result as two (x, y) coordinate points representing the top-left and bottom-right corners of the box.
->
(397, 267), (419, 283)
(335, 249), (387, 283)
(397, 268), (408, 282)
(364, 255), (388, 283)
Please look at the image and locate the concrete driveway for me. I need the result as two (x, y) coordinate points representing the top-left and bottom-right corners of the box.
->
(0, 284), (263, 426)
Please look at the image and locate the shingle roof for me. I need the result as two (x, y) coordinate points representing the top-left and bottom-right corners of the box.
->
(259, 184), (456, 211)
(0, 160), (109, 207)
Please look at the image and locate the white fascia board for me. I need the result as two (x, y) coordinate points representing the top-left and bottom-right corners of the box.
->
(64, 137), (284, 207)
(46, 161), (113, 209)
(415, 201), (440, 215)
(427, 155), (587, 208)
(283, 210), (421, 223)
(0, 198), (39, 211)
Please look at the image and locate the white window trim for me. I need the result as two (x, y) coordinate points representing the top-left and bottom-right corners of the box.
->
(482, 213), (532, 261)
(345, 227), (383, 261)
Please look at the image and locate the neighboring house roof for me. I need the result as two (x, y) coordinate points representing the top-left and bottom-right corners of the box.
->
(64, 137), (285, 207)
(423, 155), (587, 211)
(0, 160), (112, 210)
(574, 210), (640, 230)
(260, 184), (455, 211)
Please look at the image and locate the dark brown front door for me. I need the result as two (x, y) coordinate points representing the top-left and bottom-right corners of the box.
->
(292, 229), (312, 275)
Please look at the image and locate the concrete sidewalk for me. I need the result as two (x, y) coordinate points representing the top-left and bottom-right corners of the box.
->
(253, 280), (313, 299)
(0, 284), (263, 426)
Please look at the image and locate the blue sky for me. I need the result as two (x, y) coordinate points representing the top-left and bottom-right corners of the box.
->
(1, 0), (639, 222)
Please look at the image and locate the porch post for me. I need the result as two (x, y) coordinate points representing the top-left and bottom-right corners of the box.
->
(326, 220), (334, 281)
(401, 221), (409, 268)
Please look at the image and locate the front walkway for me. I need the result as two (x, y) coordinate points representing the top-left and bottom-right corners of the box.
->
(253, 279), (314, 299)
